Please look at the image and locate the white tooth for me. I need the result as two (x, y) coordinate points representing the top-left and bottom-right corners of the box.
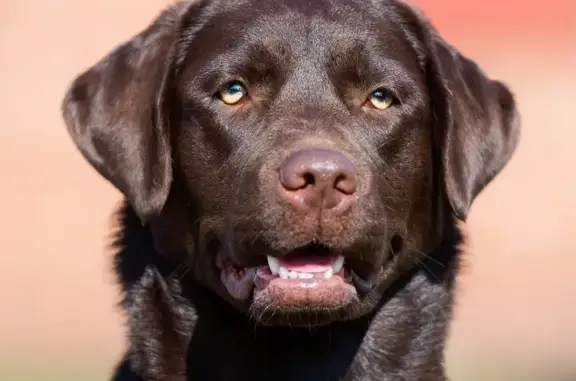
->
(298, 272), (314, 279)
(288, 270), (298, 279)
(279, 267), (289, 279)
(332, 255), (345, 274)
(267, 255), (280, 275)
(323, 268), (334, 279)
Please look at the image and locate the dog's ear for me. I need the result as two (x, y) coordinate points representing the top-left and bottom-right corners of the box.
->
(425, 32), (521, 221)
(62, 4), (197, 223)
(386, 1), (520, 222)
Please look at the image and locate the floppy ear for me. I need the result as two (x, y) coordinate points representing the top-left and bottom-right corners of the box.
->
(61, 4), (194, 223)
(427, 33), (521, 221)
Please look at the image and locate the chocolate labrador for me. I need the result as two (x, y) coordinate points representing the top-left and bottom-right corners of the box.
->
(61, 0), (520, 380)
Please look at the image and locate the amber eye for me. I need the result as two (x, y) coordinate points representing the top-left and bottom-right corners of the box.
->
(367, 88), (395, 110)
(219, 81), (247, 105)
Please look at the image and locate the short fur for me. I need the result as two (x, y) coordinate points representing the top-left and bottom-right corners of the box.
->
(61, 1), (520, 380)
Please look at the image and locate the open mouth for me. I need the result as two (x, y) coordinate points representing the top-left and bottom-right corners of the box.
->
(217, 244), (379, 309)
(261, 253), (345, 281)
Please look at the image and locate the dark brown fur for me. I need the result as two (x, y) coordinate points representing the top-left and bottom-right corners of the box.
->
(61, 0), (520, 380)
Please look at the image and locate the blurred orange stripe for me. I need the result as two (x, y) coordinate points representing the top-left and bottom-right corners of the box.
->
(414, 0), (574, 38)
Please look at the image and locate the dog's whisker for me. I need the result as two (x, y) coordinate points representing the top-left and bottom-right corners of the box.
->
(413, 248), (446, 269)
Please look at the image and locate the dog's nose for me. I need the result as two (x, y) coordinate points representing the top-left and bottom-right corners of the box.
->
(279, 148), (357, 215)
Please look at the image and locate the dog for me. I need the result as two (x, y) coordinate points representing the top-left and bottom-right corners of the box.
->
(61, 0), (520, 380)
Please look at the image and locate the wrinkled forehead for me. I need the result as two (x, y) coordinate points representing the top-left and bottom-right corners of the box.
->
(179, 0), (423, 78)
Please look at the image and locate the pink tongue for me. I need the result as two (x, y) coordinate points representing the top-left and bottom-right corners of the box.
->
(278, 256), (337, 273)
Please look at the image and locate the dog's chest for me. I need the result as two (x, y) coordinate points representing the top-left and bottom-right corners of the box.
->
(184, 321), (445, 381)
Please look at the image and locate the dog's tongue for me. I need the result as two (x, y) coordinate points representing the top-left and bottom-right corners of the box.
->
(278, 255), (337, 272)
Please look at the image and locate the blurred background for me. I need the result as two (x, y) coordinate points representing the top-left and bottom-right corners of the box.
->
(1, 0), (575, 380)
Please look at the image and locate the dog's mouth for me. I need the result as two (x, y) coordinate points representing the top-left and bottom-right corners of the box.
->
(216, 243), (380, 310)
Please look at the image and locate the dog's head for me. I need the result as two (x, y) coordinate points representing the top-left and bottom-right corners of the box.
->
(62, 0), (519, 326)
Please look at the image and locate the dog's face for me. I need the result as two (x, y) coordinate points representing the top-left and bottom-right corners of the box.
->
(62, 0), (519, 326)
(175, 0), (436, 323)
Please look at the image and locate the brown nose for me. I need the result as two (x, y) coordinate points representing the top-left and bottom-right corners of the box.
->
(279, 148), (357, 215)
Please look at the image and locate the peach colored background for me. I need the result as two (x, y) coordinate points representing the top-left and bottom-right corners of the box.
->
(1, 1), (575, 380)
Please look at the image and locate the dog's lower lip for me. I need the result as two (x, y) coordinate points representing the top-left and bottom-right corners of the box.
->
(350, 269), (378, 294)
(218, 247), (379, 302)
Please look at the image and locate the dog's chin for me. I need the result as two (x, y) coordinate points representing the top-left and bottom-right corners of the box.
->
(215, 244), (383, 327)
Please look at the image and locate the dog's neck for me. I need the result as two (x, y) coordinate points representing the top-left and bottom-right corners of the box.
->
(113, 204), (461, 381)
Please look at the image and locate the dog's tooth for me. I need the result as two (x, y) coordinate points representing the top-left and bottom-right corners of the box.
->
(323, 268), (334, 279)
(279, 267), (289, 279)
(288, 270), (298, 279)
(298, 272), (314, 279)
(267, 255), (280, 275)
(332, 255), (345, 274)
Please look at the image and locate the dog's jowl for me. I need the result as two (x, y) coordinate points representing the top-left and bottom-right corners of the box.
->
(62, 0), (520, 380)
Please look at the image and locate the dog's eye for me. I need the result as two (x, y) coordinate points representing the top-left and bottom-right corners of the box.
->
(366, 88), (395, 110)
(219, 81), (248, 105)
